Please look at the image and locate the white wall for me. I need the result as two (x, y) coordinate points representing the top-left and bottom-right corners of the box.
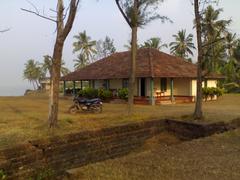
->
(190, 79), (218, 96)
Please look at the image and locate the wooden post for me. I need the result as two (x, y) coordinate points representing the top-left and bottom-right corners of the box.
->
(150, 78), (155, 105)
(73, 81), (76, 96)
(170, 78), (174, 102)
(63, 81), (66, 96)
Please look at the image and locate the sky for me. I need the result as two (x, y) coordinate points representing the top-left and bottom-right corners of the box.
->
(0, 0), (239, 96)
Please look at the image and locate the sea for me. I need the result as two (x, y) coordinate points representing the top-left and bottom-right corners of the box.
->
(0, 86), (29, 96)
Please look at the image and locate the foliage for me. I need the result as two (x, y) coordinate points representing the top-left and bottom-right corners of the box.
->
(73, 30), (97, 69)
(116, 0), (170, 28)
(169, 29), (195, 59)
(223, 83), (240, 93)
(78, 88), (113, 100)
(98, 89), (113, 100)
(118, 88), (128, 100)
(201, 5), (232, 72)
(95, 36), (116, 60)
(79, 87), (99, 99)
(23, 59), (43, 90)
(0, 170), (6, 180)
(141, 37), (167, 50)
(202, 87), (224, 101)
(23, 56), (70, 90)
(41, 55), (70, 77)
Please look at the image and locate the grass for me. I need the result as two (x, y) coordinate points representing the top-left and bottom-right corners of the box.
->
(76, 129), (240, 180)
(0, 94), (240, 149)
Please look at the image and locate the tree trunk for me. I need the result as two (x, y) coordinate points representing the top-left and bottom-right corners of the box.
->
(193, 0), (203, 120)
(48, 39), (64, 128)
(128, 26), (138, 115)
(128, 0), (138, 115)
(47, 0), (79, 128)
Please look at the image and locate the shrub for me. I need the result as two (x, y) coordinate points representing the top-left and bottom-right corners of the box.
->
(118, 88), (128, 100)
(98, 89), (113, 100)
(78, 87), (98, 98)
(78, 88), (113, 100)
(202, 87), (210, 101)
(223, 83), (240, 93)
(202, 87), (224, 101)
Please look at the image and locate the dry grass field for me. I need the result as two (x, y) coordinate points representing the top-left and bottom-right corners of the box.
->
(0, 94), (239, 149)
(76, 129), (240, 180)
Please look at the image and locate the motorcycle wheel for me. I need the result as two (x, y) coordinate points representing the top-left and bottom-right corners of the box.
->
(69, 105), (79, 114)
(92, 104), (102, 113)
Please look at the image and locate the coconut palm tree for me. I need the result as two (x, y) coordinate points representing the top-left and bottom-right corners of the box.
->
(73, 31), (97, 64)
(74, 54), (88, 69)
(169, 29), (195, 59)
(141, 37), (167, 50)
(41, 55), (70, 77)
(23, 59), (42, 90)
(202, 6), (231, 42)
(225, 32), (237, 58)
(201, 5), (231, 72)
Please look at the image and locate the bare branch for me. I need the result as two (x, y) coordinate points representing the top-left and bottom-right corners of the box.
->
(26, 0), (39, 14)
(21, 8), (57, 23)
(0, 28), (10, 33)
(62, 0), (80, 39)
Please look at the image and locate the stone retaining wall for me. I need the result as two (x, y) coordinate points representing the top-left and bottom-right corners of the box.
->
(0, 118), (238, 179)
(0, 120), (165, 179)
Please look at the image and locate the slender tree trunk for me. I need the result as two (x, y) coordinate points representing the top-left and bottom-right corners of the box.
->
(193, 0), (203, 120)
(128, 26), (138, 115)
(128, 0), (138, 115)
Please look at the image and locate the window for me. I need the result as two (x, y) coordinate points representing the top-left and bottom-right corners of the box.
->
(161, 78), (167, 92)
(122, 79), (129, 88)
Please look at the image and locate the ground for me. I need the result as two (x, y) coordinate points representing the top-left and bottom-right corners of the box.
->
(76, 129), (240, 180)
(0, 94), (240, 179)
(0, 94), (240, 149)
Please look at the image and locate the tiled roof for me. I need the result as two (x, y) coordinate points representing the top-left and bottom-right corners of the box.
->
(61, 48), (223, 81)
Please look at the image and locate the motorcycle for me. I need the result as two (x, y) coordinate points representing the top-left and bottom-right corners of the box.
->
(69, 97), (103, 114)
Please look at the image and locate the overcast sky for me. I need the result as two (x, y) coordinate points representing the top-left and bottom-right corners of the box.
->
(0, 0), (239, 95)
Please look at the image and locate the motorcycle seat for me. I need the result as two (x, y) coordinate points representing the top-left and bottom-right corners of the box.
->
(86, 98), (101, 103)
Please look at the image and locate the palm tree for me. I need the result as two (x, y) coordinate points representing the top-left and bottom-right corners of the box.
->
(141, 37), (167, 50)
(202, 6), (231, 42)
(169, 29), (195, 59)
(23, 59), (42, 90)
(201, 5), (231, 72)
(41, 55), (70, 77)
(115, 0), (169, 114)
(73, 30), (97, 64)
(225, 32), (237, 58)
(74, 54), (88, 69)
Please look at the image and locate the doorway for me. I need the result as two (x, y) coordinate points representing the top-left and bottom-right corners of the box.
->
(140, 78), (146, 97)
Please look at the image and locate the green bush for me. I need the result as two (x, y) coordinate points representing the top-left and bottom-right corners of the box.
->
(78, 88), (113, 100)
(78, 87), (98, 98)
(98, 89), (113, 100)
(118, 88), (128, 100)
(202, 87), (210, 101)
(202, 87), (224, 101)
(223, 83), (240, 93)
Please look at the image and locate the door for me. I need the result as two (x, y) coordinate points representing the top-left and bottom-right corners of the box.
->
(140, 78), (146, 97)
